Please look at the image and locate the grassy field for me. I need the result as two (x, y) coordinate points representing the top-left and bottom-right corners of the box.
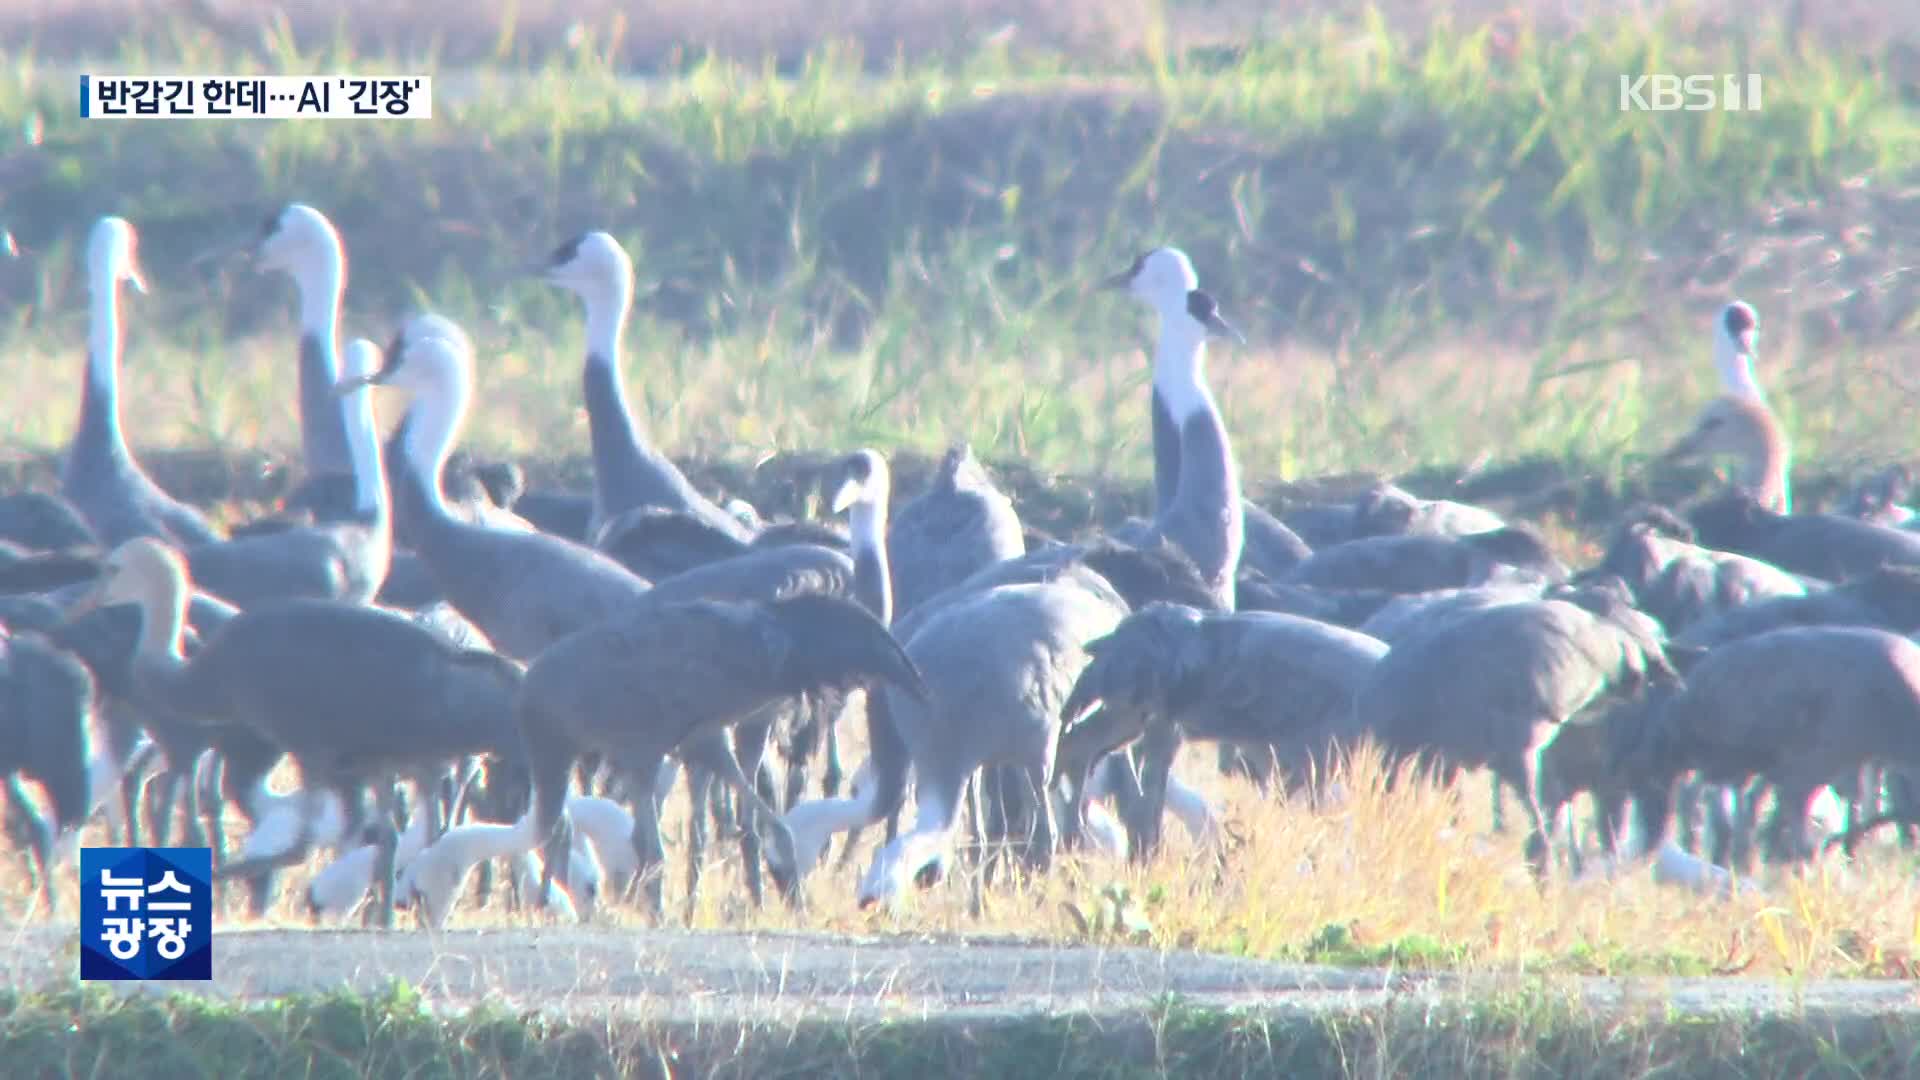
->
(2, 0), (1920, 1007)
(7, 980), (1915, 1079)
(1, 1), (1917, 516)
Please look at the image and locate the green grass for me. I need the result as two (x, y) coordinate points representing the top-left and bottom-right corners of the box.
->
(0, 8), (1916, 531)
(5, 980), (1918, 1079)
(1288, 923), (1736, 978)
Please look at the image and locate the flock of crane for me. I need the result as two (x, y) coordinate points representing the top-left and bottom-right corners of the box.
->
(1, 203), (1917, 933)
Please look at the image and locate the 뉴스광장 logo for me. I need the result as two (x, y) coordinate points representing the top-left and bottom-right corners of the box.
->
(79, 847), (213, 981)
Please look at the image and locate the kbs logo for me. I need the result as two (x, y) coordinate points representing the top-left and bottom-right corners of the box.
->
(1619, 74), (1763, 112)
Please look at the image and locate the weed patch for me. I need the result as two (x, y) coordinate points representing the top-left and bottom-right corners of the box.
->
(4, 980), (1917, 1078)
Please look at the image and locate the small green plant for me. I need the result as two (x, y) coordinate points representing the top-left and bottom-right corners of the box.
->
(1062, 882), (1155, 941)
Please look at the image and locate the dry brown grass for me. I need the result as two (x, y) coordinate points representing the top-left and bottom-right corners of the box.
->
(6, 735), (1918, 981)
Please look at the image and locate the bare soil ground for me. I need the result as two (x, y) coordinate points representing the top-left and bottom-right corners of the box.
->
(7, 926), (1919, 1025)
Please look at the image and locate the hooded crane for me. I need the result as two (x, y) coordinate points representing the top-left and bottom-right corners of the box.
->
(370, 316), (542, 555)
(612, 481), (872, 915)
(341, 317), (657, 661)
(1661, 393), (1792, 516)
(1651, 376), (1861, 860)
(0, 493), (97, 555)
(524, 452), (884, 916)
(791, 449), (1105, 868)
(591, 491), (843, 578)
(1104, 249), (1310, 580)
(589, 503), (756, 582)
(1658, 565), (1920, 863)
(168, 337), (394, 609)
(539, 454), (880, 915)
(1283, 525), (1567, 595)
(1673, 566), (1920, 650)
(817, 447), (898, 790)
(1350, 579), (1601, 844)
(0, 542), (99, 596)
(1056, 603), (1389, 855)
(886, 443), (1027, 620)
(1096, 247), (1265, 849)
(1713, 300), (1765, 405)
(93, 583), (458, 910)
(1232, 576), (1400, 628)
(832, 443), (1026, 826)
(1356, 593), (1679, 876)
(1354, 582), (1547, 644)
(1664, 396), (1920, 581)
(516, 590), (930, 920)
(0, 625), (100, 911)
(35, 591), (262, 865)
(1584, 511), (1811, 637)
(844, 531), (1220, 841)
(1103, 247), (1247, 612)
(860, 532), (1224, 850)
(253, 203), (357, 518)
(537, 231), (754, 548)
(65, 537), (525, 926)
(1616, 626), (1920, 865)
(1281, 481), (1505, 550)
(853, 566), (1130, 909)
(773, 449), (903, 875)
(59, 217), (222, 550)
(354, 314), (810, 916)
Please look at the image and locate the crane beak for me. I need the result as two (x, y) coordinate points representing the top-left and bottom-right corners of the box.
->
(1202, 308), (1246, 346)
(1657, 424), (1708, 463)
(828, 477), (862, 515)
(331, 374), (378, 398)
(1059, 683), (1104, 730)
(124, 260), (148, 295)
(62, 584), (104, 622)
(1100, 267), (1134, 291)
(339, 328), (415, 396)
(245, 225), (278, 269)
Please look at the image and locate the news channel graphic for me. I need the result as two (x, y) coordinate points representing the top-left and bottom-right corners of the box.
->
(79, 846), (213, 981)
(79, 75), (432, 119)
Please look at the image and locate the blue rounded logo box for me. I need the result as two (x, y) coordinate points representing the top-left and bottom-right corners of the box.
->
(79, 847), (213, 982)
